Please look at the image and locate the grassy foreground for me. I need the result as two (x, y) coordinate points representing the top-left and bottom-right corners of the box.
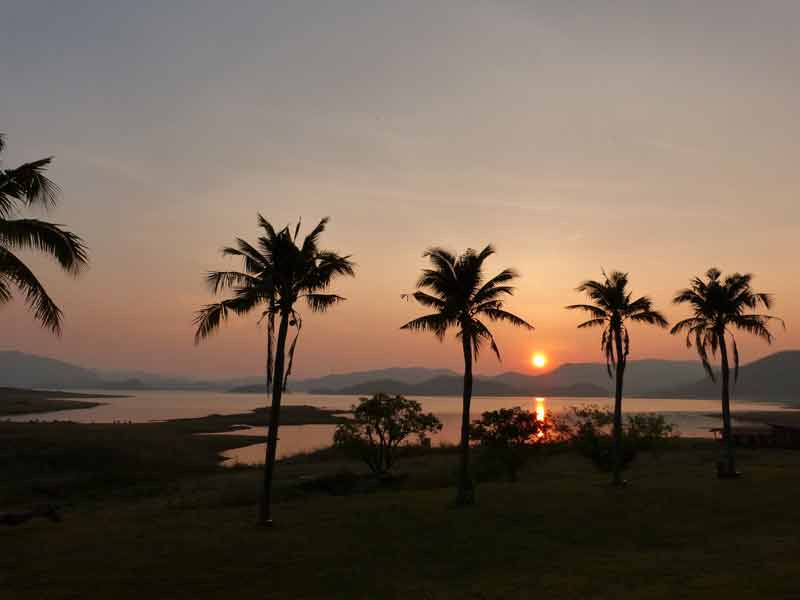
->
(0, 406), (345, 505)
(2, 430), (800, 599)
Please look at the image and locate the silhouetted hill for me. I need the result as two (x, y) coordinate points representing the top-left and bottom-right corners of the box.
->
(9, 349), (796, 401)
(232, 360), (708, 397)
(0, 351), (258, 391)
(659, 351), (800, 402)
(231, 361), (703, 396)
(0, 351), (103, 388)
(495, 360), (705, 395)
(231, 367), (458, 394)
(309, 374), (607, 397)
(327, 375), (518, 396)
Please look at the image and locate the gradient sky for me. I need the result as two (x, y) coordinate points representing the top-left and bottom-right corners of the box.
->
(2, 1), (799, 378)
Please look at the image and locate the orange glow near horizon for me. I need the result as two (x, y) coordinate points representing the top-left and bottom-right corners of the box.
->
(532, 352), (548, 369)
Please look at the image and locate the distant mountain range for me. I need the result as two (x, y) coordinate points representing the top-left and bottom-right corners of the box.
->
(290, 367), (457, 392)
(2, 350), (798, 402)
(269, 359), (705, 397)
(230, 359), (708, 397)
(0, 351), (260, 391)
(653, 351), (800, 401)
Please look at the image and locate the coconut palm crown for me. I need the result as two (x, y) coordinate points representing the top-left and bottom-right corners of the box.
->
(670, 268), (782, 382)
(194, 215), (354, 390)
(566, 270), (668, 376)
(401, 245), (533, 361)
(0, 134), (88, 334)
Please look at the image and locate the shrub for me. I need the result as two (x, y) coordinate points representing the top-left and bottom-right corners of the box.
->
(469, 407), (559, 482)
(333, 394), (442, 476)
(564, 405), (677, 472)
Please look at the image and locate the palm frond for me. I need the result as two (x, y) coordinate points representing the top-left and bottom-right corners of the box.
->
(727, 314), (778, 343)
(0, 218), (88, 275)
(301, 217), (329, 254)
(0, 249), (63, 334)
(400, 313), (454, 340)
(410, 291), (447, 309)
(670, 317), (704, 337)
(222, 238), (268, 274)
(565, 303), (607, 319)
(310, 252), (356, 288)
(471, 318), (501, 362)
(305, 293), (346, 312)
(193, 302), (228, 344)
(628, 309), (668, 327)
(577, 318), (607, 329)
(480, 308), (534, 331)
(193, 293), (262, 344)
(0, 157), (61, 214)
(256, 213), (278, 241)
(206, 271), (261, 294)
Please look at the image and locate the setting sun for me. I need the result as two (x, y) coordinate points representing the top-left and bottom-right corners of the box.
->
(532, 352), (547, 369)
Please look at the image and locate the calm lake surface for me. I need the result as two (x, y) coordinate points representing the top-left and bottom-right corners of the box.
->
(7, 389), (797, 465)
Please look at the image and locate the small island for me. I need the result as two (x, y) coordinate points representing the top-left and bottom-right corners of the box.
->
(0, 387), (121, 417)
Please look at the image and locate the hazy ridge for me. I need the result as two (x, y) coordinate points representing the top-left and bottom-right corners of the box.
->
(2, 350), (798, 402)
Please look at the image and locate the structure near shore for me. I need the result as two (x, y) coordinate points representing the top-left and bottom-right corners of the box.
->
(712, 423), (800, 448)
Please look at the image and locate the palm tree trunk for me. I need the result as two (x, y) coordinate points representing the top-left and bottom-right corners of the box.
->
(718, 335), (737, 477)
(612, 329), (626, 486)
(457, 333), (475, 505)
(260, 310), (291, 525)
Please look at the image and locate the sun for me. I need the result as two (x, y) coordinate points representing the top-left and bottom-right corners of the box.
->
(531, 352), (547, 369)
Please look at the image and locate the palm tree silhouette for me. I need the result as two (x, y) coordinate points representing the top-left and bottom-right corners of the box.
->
(194, 216), (354, 524)
(566, 270), (667, 486)
(0, 134), (88, 333)
(402, 245), (533, 505)
(671, 268), (782, 477)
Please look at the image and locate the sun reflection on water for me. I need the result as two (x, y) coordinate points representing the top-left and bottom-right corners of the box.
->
(535, 397), (545, 422)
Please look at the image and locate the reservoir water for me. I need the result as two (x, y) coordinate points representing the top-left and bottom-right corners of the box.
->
(7, 389), (795, 464)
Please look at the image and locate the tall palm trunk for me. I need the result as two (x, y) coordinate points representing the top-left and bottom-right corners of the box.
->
(612, 327), (626, 486)
(260, 310), (290, 524)
(457, 333), (475, 505)
(718, 334), (737, 477)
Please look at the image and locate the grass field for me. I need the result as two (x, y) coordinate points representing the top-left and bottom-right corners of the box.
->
(0, 405), (345, 505)
(2, 416), (800, 599)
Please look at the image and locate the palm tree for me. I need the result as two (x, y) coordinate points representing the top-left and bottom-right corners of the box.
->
(401, 245), (533, 505)
(0, 134), (88, 333)
(671, 268), (782, 478)
(566, 270), (667, 486)
(194, 216), (354, 524)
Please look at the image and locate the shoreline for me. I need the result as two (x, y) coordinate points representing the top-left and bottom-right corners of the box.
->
(0, 387), (126, 417)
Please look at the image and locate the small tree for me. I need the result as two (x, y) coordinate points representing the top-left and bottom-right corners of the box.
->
(469, 407), (556, 482)
(334, 394), (442, 476)
(625, 414), (676, 454)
